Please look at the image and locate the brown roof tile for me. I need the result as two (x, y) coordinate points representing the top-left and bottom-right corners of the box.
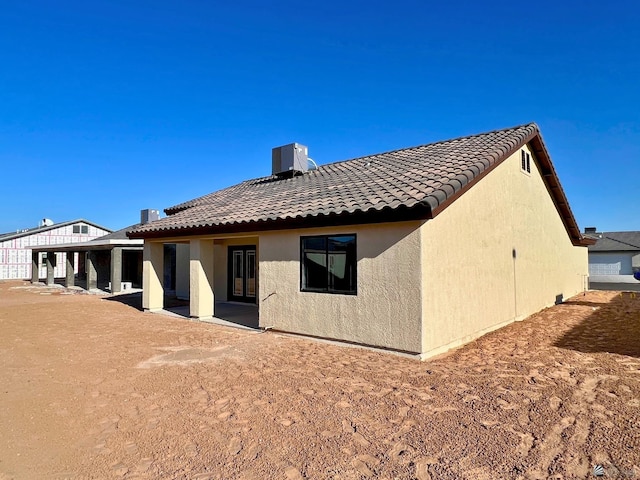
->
(127, 123), (591, 246)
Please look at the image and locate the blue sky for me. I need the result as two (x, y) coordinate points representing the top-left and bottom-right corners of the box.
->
(1, 0), (638, 233)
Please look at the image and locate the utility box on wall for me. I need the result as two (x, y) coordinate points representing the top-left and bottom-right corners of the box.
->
(272, 143), (308, 176)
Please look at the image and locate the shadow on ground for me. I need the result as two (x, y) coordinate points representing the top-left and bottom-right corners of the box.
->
(555, 292), (640, 358)
(104, 293), (258, 329)
(105, 292), (143, 309)
(589, 282), (640, 292)
(213, 302), (259, 329)
(104, 292), (188, 311)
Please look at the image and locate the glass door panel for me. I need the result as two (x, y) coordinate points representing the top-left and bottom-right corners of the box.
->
(246, 250), (256, 297)
(233, 251), (244, 296)
(228, 245), (257, 303)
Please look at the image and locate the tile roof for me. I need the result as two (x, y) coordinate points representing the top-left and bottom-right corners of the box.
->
(128, 123), (591, 246)
(587, 231), (640, 252)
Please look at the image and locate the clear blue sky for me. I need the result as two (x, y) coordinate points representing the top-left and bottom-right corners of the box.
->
(1, 0), (638, 233)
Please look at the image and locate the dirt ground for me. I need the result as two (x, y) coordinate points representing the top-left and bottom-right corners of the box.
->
(1, 280), (639, 480)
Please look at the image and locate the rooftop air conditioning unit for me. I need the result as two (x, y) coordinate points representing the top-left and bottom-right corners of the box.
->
(272, 143), (309, 176)
(141, 209), (160, 224)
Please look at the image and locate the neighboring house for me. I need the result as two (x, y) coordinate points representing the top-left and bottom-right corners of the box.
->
(584, 228), (640, 284)
(0, 219), (111, 281)
(128, 123), (594, 359)
(29, 210), (157, 292)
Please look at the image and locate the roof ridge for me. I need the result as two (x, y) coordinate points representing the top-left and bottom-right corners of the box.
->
(166, 123), (539, 210)
(131, 122), (588, 247)
(322, 122), (538, 167)
(0, 218), (112, 239)
(601, 234), (640, 250)
(170, 123), (540, 201)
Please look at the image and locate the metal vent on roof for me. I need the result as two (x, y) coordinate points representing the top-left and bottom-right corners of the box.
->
(272, 143), (309, 176)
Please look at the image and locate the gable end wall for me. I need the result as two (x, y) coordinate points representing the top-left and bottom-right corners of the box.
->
(0, 222), (111, 280)
(420, 144), (588, 358)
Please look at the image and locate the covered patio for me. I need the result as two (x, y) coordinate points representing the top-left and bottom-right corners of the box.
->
(138, 235), (259, 326)
(161, 300), (259, 330)
(30, 229), (143, 293)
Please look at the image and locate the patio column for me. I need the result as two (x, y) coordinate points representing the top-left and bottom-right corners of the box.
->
(143, 242), (164, 312)
(189, 239), (214, 320)
(31, 251), (39, 283)
(110, 247), (123, 293)
(45, 252), (55, 286)
(65, 252), (75, 287)
(87, 251), (98, 290)
(77, 252), (86, 281)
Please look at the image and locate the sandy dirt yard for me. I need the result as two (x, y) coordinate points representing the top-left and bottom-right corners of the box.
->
(0, 280), (639, 480)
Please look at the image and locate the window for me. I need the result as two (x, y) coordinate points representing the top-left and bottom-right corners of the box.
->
(521, 150), (531, 173)
(301, 234), (357, 294)
(81, 225), (88, 234)
(73, 225), (80, 233)
(41, 253), (47, 266)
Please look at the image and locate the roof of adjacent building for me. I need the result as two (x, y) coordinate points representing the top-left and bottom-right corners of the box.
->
(128, 123), (592, 246)
(0, 219), (112, 243)
(28, 223), (144, 252)
(99, 224), (143, 241)
(587, 231), (640, 252)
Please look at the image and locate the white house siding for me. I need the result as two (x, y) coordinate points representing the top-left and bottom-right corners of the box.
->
(0, 223), (110, 280)
(589, 253), (633, 275)
(589, 252), (635, 283)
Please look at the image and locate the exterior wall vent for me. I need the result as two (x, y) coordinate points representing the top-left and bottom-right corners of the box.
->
(141, 209), (160, 224)
(272, 143), (309, 176)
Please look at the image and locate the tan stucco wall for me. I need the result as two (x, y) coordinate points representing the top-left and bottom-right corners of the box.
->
(142, 242), (164, 311)
(420, 144), (588, 358)
(259, 222), (423, 353)
(189, 239), (215, 319)
(213, 237), (259, 302)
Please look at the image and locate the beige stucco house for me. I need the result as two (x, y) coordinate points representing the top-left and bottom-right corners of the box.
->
(128, 123), (593, 359)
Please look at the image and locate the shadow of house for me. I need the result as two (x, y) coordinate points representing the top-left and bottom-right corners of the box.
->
(104, 292), (189, 310)
(104, 291), (143, 309)
(555, 293), (640, 358)
(104, 292), (258, 329)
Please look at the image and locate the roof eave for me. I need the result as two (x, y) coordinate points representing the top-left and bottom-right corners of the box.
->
(528, 133), (593, 247)
(0, 219), (113, 242)
(424, 126), (589, 248)
(127, 204), (434, 240)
